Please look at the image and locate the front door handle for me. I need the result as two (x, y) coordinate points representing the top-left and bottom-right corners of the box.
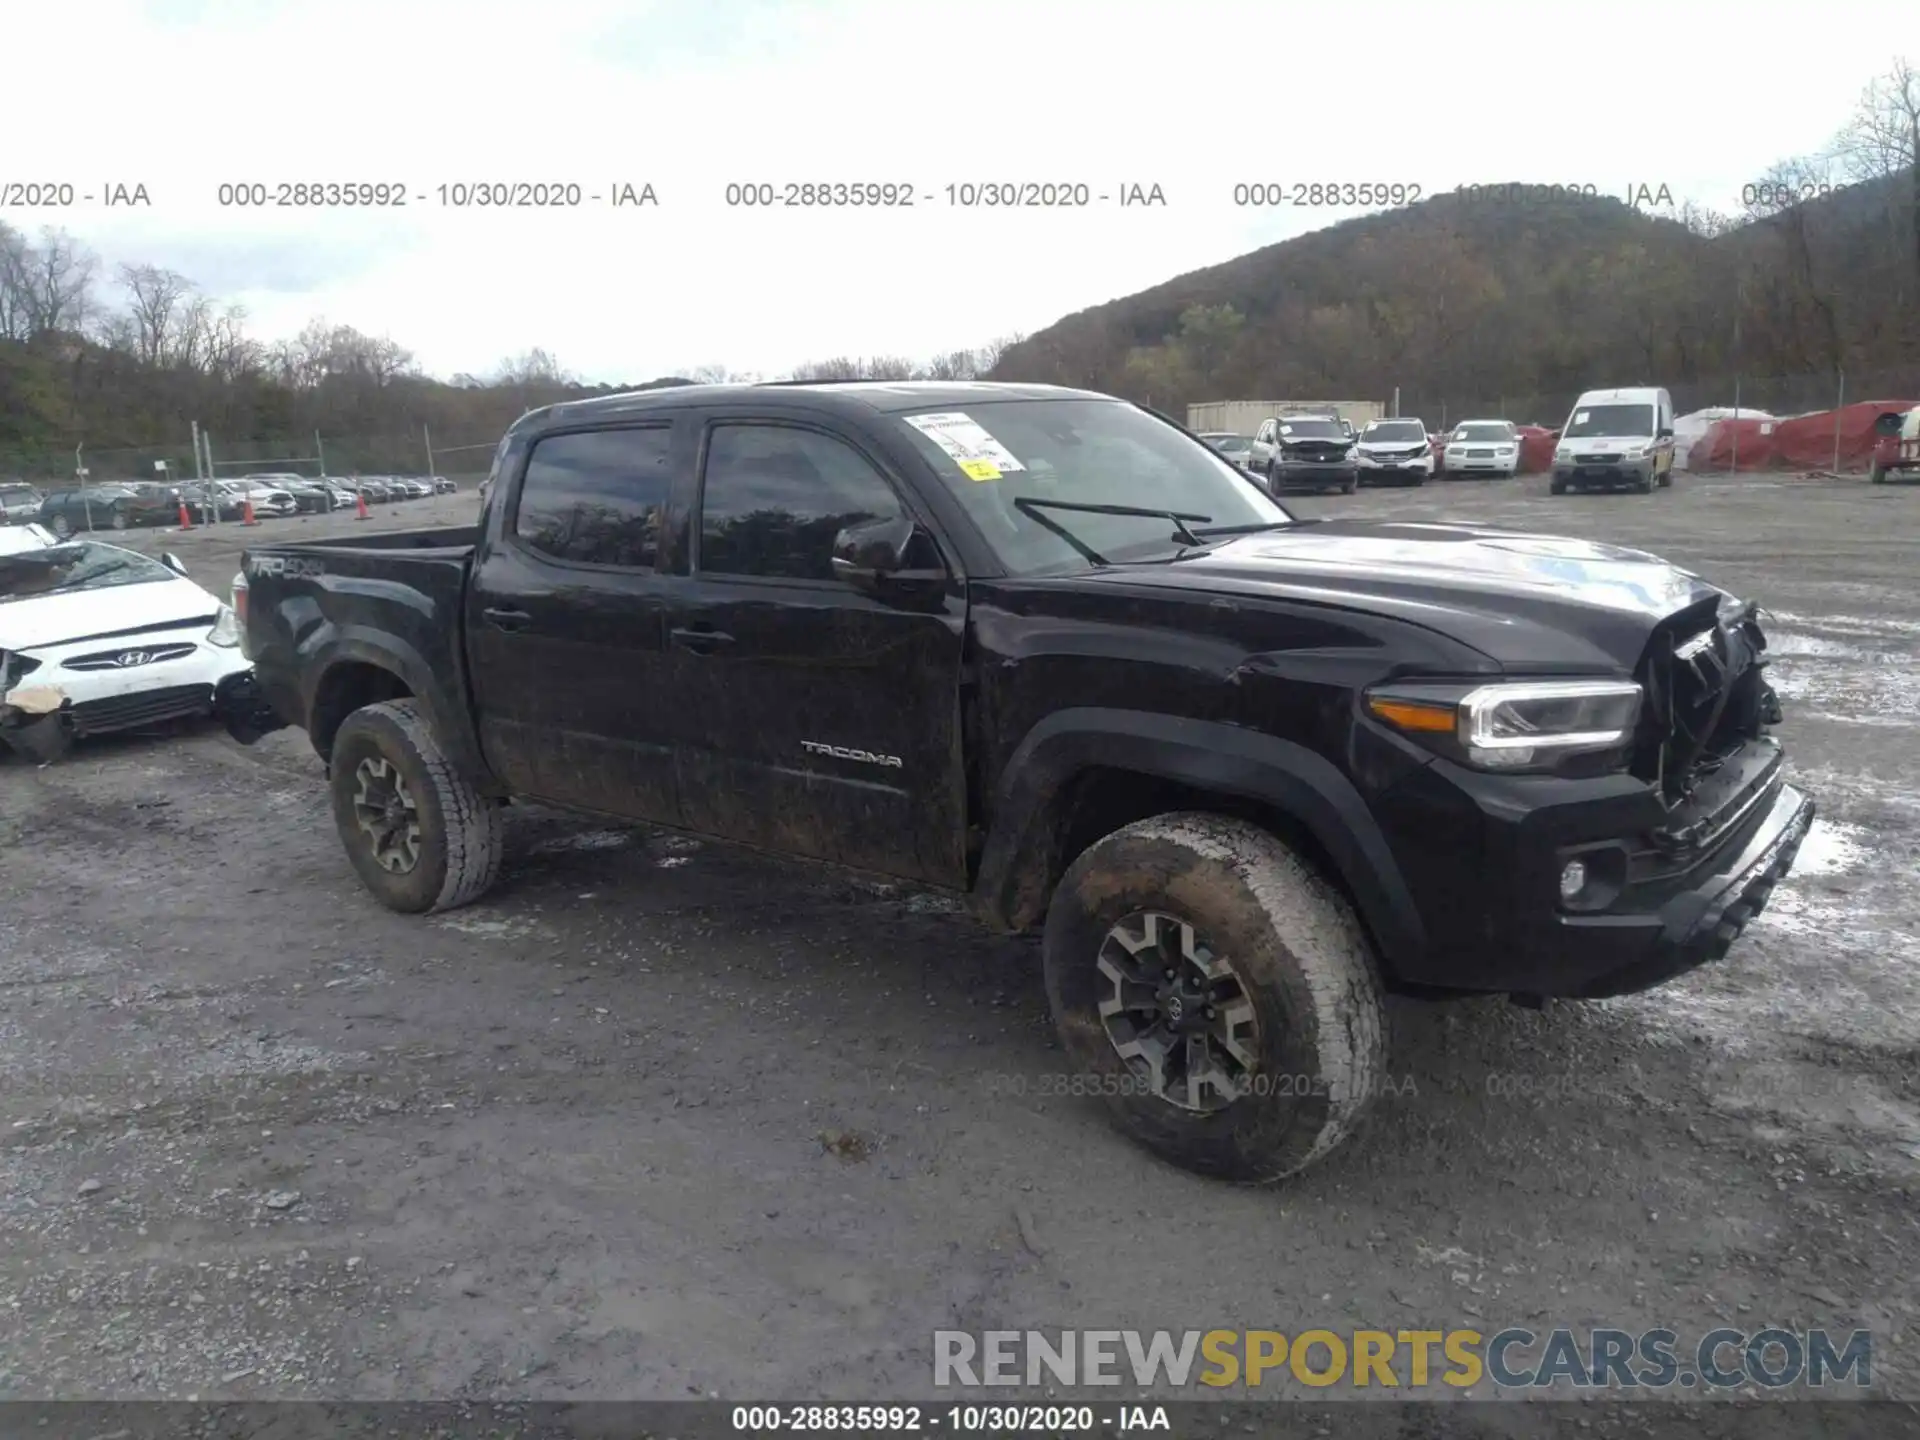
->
(670, 624), (734, 655)
(483, 607), (532, 633)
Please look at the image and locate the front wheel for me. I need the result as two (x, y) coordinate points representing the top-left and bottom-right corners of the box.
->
(110, 506), (130, 530)
(5, 715), (74, 764)
(329, 698), (505, 913)
(1042, 813), (1387, 1183)
(50, 513), (73, 539)
(1871, 464), (1887, 484)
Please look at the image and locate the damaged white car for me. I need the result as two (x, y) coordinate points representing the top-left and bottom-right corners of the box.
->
(0, 537), (249, 763)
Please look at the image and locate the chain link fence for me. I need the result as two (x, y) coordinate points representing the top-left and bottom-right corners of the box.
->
(4, 368), (1917, 486)
(0, 429), (502, 487)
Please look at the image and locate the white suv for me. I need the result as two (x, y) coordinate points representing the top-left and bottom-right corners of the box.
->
(1354, 419), (1434, 486)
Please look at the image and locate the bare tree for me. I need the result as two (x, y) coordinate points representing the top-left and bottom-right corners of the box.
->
(492, 347), (573, 386)
(16, 228), (98, 335)
(118, 263), (195, 365)
(788, 355), (864, 380)
(0, 220), (33, 341)
(1741, 154), (1846, 371)
(1833, 57), (1920, 296)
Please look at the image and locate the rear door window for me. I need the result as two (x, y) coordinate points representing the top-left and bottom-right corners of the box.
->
(513, 426), (674, 569)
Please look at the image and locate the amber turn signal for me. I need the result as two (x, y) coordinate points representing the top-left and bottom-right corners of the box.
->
(1366, 696), (1457, 733)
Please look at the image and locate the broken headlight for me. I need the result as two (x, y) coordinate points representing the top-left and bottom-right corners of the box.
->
(1366, 678), (1643, 773)
(206, 604), (241, 648)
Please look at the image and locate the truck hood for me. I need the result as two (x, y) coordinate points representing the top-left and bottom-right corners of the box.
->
(1098, 519), (1728, 670)
(0, 576), (220, 653)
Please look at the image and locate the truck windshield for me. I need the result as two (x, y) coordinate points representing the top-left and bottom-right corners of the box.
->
(0, 541), (171, 603)
(1564, 404), (1655, 438)
(894, 400), (1287, 575)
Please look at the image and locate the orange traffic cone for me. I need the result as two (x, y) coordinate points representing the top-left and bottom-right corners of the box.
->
(177, 500), (193, 530)
(354, 490), (370, 521)
(242, 496), (258, 526)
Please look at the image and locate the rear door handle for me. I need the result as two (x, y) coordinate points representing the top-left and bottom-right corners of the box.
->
(483, 607), (532, 633)
(670, 624), (734, 655)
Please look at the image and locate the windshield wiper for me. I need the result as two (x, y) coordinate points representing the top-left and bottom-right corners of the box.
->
(1012, 498), (1213, 563)
(1189, 520), (1308, 536)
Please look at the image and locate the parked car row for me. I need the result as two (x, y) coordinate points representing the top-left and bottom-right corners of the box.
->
(2, 473), (461, 536)
(1201, 386), (1684, 499)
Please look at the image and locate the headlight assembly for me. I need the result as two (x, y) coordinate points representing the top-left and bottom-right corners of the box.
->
(1366, 678), (1643, 771)
(206, 604), (241, 648)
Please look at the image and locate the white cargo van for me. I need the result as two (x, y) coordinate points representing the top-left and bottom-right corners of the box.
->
(1551, 387), (1674, 495)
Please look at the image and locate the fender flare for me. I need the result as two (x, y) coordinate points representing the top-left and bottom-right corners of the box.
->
(302, 627), (496, 790)
(971, 708), (1425, 975)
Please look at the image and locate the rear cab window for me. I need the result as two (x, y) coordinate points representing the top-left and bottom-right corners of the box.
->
(512, 426), (674, 569)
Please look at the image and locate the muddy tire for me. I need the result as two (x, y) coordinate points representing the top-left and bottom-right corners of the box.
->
(328, 698), (504, 914)
(5, 716), (74, 764)
(1041, 812), (1387, 1183)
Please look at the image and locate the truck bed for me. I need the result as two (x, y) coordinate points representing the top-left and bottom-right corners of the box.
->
(256, 524), (478, 555)
(240, 525), (483, 764)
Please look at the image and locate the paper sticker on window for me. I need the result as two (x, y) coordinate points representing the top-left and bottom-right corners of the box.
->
(1573, 411), (1590, 424)
(959, 459), (1001, 481)
(904, 411), (1027, 474)
(1278, 424), (1293, 435)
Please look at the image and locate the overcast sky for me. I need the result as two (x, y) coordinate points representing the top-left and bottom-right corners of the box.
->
(13, 0), (1907, 383)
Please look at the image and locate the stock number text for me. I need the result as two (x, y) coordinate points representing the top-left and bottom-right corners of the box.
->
(1234, 182), (1422, 207)
(726, 182), (917, 207)
(218, 182), (408, 207)
(1743, 181), (1835, 208)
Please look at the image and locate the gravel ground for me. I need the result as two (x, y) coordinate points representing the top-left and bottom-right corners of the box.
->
(2, 471), (1917, 1422)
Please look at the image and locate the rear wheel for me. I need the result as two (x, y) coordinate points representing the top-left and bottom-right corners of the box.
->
(329, 698), (505, 913)
(1041, 813), (1387, 1183)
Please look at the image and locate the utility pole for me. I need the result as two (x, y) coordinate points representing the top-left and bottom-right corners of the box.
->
(1833, 370), (1845, 472)
(423, 423), (436, 482)
(202, 429), (219, 524)
(192, 421), (211, 525)
(316, 431), (328, 479)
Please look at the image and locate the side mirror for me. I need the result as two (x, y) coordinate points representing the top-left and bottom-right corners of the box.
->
(159, 552), (188, 576)
(830, 515), (945, 596)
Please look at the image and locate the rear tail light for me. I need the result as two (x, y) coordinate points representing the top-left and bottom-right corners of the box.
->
(231, 572), (248, 627)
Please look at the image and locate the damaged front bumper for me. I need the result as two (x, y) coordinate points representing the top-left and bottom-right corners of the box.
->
(212, 669), (289, 745)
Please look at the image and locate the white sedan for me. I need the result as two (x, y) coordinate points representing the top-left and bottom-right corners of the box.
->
(0, 536), (249, 762)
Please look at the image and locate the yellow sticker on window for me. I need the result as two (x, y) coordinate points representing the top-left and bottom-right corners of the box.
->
(959, 459), (1001, 481)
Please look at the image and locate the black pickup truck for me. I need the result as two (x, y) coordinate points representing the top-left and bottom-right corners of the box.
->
(226, 381), (1815, 1183)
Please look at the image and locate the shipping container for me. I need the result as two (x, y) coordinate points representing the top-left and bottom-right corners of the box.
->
(1186, 399), (1386, 436)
